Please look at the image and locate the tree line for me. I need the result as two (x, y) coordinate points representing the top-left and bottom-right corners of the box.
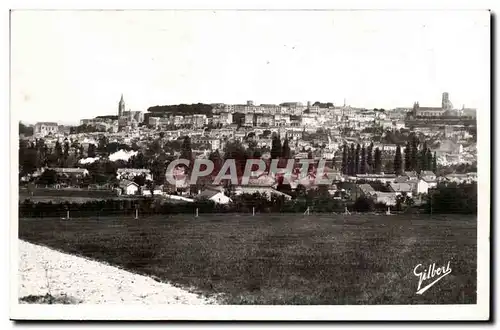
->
(19, 181), (477, 217)
(341, 135), (438, 176)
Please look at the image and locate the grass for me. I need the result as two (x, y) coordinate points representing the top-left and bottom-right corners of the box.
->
(19, 213), (477, 304)
(19, 188), (118, 203)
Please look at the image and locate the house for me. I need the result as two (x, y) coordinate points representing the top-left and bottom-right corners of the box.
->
(51, 168), (90, 178)
(389, 182), (413, 197)
(403, 171), (419, 181)
(141, 185), (164, 196)
(420, 171), (436, 182)
(407, 179), (429, 195)
(247, 173), (276, 187)
(34, 122), (59, 137)
(116, 168), (153, 181)
(444, 173), (477, 184)
(233, 186), (292, 201)
(196, 189), (232, 204)
(373, 192), (397, 206)
(119, 179), (139, 195)
(355, 173), (397, 184)
(420, 171), (437, 188)
(51, 167), (89, 177)
(357, 183), (376, 197)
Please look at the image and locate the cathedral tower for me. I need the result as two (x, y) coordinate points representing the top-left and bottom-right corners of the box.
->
(118, 94), (125, 117)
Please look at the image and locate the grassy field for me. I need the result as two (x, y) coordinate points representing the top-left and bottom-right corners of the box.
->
(19, 188), (118, 203)
(18, 213), (477, 305)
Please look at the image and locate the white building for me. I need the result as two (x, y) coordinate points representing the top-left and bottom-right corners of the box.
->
(34, 122), (59, 137)
(116, 168), (153, 181)
(197, 189), (232, 204)
(119, 180), (139, 195)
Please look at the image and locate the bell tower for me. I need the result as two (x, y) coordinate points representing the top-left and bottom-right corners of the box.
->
(118, 94), (125, 117)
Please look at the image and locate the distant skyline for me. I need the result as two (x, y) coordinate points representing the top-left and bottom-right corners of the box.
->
(11, 10), (490, 125)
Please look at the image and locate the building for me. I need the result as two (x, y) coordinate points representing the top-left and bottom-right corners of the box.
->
(407, 179), (429, 195)
(420, 171), (436, 182)
(34, 122), (59, 137)
(233, 186), (292, 201)
(142, 185), (164, 196)
(442, 92), (453, 110)
(412, 92), (454, 117)
(196, 188), (232, 204)
(373, 192), (397, 206)
(118, 94), (125, 117)
(116, 168), (153, 181)
(219, 112), (233, 125)
(412, 102), (446, 117)
(357, 183), (376, 197)
(389, 182), (413, 197)
(444, 173), (478, 184)
(119, 179), (139, 195)
(51, 167), (89, 178)
(355, 173), (397, 184)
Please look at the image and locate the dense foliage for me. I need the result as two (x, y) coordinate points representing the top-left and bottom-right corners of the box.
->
(147, 103), (214, 117)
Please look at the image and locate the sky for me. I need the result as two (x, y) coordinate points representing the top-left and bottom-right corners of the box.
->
(11, 10), (490, 125)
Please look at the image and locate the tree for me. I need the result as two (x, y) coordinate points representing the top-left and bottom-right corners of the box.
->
(19, 122), (33, 136)
(404, 141), (411, 172)
(410, 135), (419, 171)
(374, 147), (382, 174)
(19, 141), (38, 178)
(425, 182), (476, 214)
(348, 143), (355, 175)
(419, 141), (428, 172)
(151, 159), (166, 186)
(63, 140), (70, 158)
(146, 180), (155, 197)
(98, 135), (108, 153)
(271, 134), (282, 159)
(366, 142), (374, 174)
(37, 169), (58, 186)
(223, 140), (248, 177)
(426, 148), (433, 172)
(394, 145), (403, 175)
(133, 174), (147, 187)
(355, 144), (361, 175)
(282, 138), (291, 159)
(88, 144), (96, 158)
(295, 184), (307, 198)
(432, 152), (437, 173)
(209, 149), (223, 177)
(54, 141), (63, 159)
(180, 136), (193, 161)
(360, 145), (366, 174)
(353, 196), (374, 212)
(396, 192), (414, 212)
(341, 144), (348, 175)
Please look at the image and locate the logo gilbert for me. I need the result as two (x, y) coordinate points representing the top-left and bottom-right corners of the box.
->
(413, 261), (452, 295)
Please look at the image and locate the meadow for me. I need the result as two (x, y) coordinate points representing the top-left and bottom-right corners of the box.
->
(18, 213), (477, 304)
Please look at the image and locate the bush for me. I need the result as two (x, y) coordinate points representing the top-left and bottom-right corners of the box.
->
(353, 196), (375, 212)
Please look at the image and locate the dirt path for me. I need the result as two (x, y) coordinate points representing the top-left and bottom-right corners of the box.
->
(18, 240), (218, 304)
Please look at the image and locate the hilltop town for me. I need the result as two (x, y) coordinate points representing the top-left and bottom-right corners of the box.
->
(19, 92), (477, 213)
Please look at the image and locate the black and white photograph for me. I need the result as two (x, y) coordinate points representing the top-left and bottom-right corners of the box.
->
(9, 7), (490, 321)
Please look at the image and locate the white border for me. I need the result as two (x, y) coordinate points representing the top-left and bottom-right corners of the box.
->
(5, 1), (492, 322)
